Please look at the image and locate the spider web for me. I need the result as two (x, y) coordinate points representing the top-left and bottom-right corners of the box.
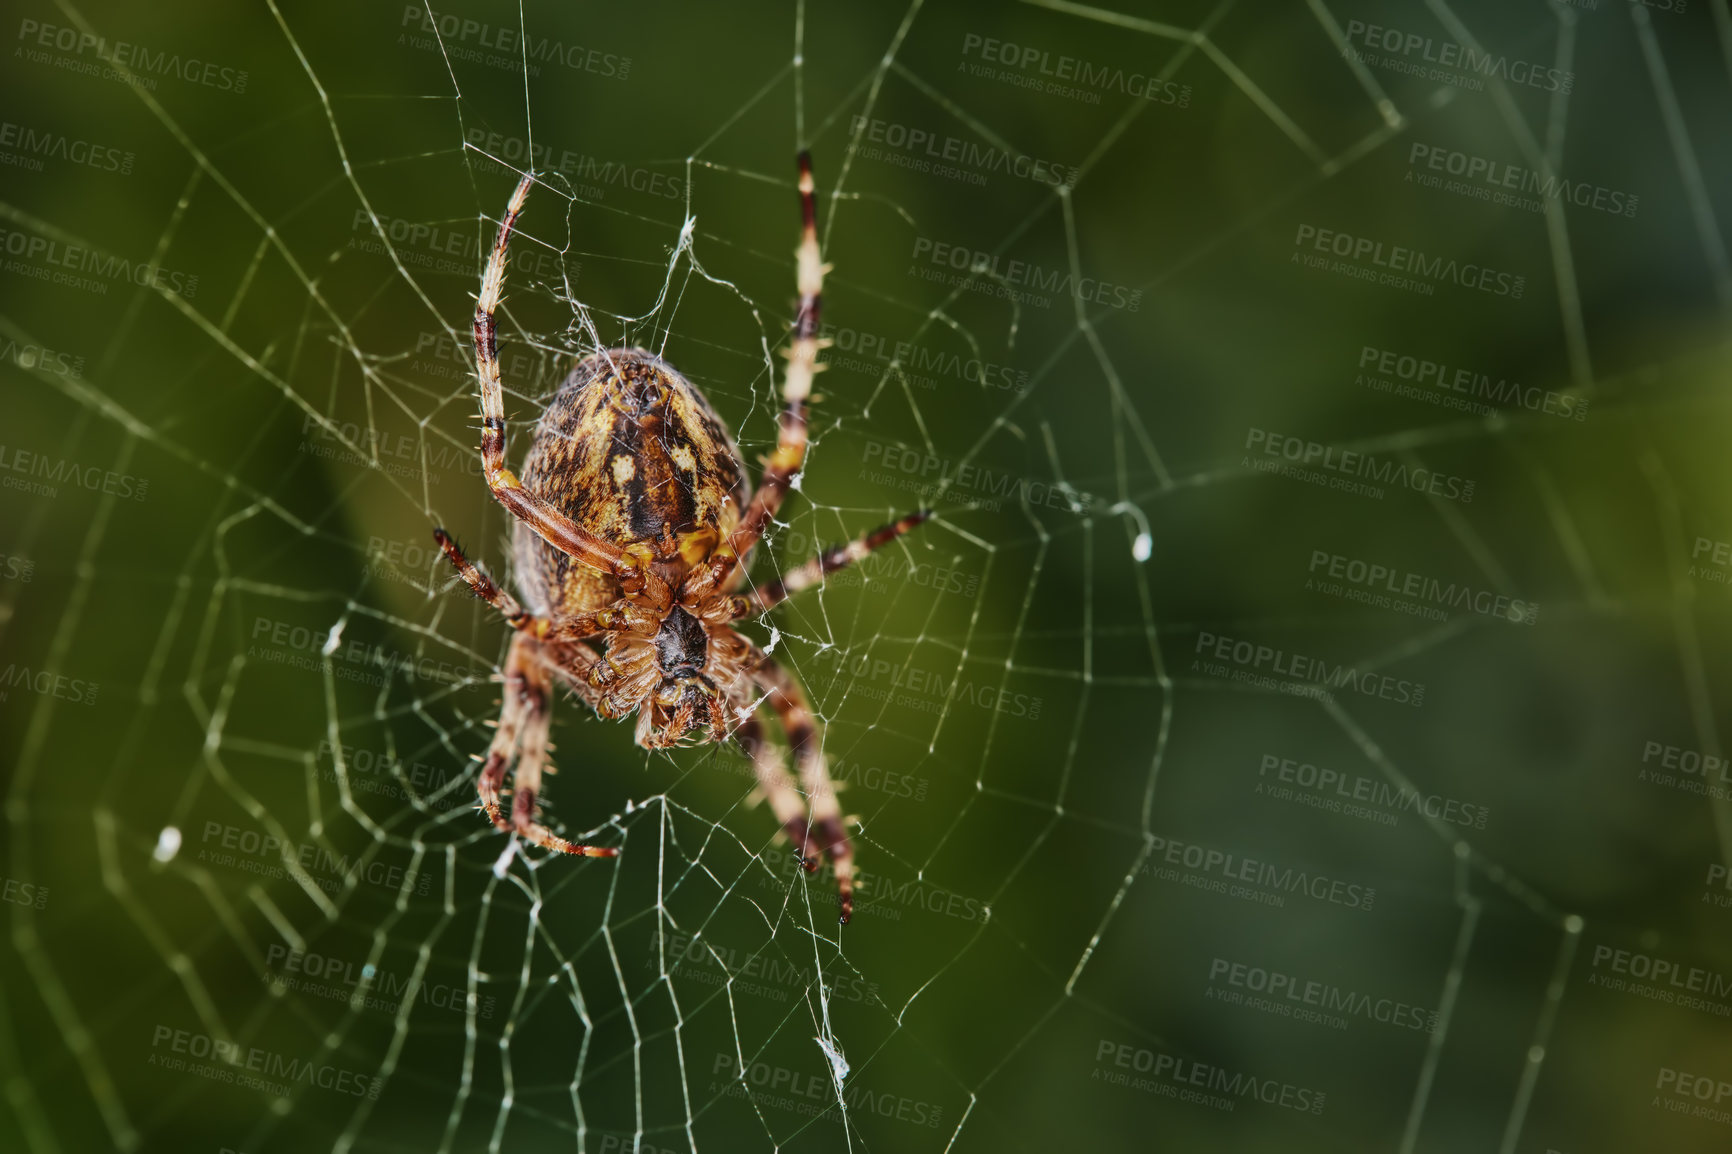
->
(4, 0), (1732, 1149)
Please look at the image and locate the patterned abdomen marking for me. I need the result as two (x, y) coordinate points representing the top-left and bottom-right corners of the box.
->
(513, 349), (749, 615)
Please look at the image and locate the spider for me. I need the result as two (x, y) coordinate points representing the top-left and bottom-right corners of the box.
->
(434, 153), (928, 923)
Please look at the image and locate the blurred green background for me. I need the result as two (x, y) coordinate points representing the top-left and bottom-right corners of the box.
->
(5, 0), (1732, 1151)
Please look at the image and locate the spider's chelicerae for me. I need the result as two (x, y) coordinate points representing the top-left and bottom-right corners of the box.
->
(434, 153), (926, 923)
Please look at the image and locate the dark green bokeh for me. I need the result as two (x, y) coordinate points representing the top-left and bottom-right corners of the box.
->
(4, 1), (1732, 1151)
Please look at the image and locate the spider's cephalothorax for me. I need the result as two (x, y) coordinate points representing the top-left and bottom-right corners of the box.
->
(434, 155), (930, 923)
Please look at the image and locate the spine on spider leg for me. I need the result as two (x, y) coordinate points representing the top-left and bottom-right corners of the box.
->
(431, 528), (534, 626)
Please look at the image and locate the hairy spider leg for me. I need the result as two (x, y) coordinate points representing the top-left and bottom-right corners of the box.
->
(434, 529), (635, 640)
(474, 174), (666, 600)
(479, 632), (619, 858)
(438, 529), (620, 854)
(690, 152), (827, 599)
(733, 713), (815, 860)
(738, 509), (933, 616)
(748, 647), (854, 923)
(434, 527), (538, 626)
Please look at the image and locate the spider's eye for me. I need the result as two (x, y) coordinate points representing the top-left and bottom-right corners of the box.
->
(653, 681), (683, 708)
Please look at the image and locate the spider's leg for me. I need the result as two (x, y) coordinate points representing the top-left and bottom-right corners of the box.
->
(434, 532), (642, 641)
(477, 630), (544, 831)
(474, 175), (664, 600)
(736, 509), (932, 617)
(486, 633), (619, 858)
(749, 647), (854, 923)
(435, 528), (540, 629)
(689, 152), (826, 599)
(734, 713), (814, 865)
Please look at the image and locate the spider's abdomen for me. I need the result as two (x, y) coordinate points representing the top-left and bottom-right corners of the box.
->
(513, 348), (749, 615)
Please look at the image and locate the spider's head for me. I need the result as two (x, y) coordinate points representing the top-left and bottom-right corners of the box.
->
(640, 674), (725, 748)
(635, 604), (728, 748)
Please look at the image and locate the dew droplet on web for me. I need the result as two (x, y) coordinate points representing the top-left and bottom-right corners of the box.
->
(153, 826), (181, 862)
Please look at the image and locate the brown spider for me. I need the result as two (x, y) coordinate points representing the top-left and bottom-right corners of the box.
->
(434, 153), (927, 923)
